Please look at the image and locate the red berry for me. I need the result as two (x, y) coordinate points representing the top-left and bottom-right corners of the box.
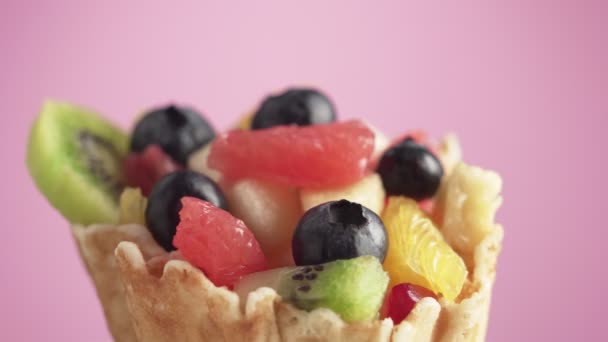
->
(208, 120), (375, 188)
(173, 197), (268, 288)
(124, 145), (181, 196)
(418, 199), (434, 214)
(380, 283), (437, 324)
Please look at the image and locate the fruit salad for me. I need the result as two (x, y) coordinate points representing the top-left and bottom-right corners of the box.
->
(27, 88), (503, 342)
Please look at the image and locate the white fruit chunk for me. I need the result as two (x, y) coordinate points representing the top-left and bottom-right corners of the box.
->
(226, 179), (301, 267)
(300, 173), (386, 215)
(187, 142), (222, 182)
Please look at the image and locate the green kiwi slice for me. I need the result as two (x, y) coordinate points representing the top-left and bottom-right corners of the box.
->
(27, 100), (129, 225)
(235, 255), (389, 322)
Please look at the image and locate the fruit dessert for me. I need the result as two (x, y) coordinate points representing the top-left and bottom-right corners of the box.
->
(27, 88), (503, 342)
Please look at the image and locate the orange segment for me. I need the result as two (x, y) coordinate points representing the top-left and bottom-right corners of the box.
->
(382, 197), (467, 301)
(234, 113), (253, 130)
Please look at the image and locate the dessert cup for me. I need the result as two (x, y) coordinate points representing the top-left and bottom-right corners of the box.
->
(71, 139), (502, 341)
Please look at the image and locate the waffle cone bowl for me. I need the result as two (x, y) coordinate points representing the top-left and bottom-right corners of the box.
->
(71, 153), (503, 342)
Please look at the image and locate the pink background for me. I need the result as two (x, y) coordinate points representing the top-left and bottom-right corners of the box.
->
(1, 1), (606, 341)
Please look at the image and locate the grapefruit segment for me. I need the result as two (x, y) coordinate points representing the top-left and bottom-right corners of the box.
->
(173, 197), (268, 287)
(208, 120), (374, 188)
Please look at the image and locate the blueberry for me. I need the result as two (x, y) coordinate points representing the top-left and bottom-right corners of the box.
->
(145, 170), (227, 251)
(376, 139), (443, 200)
(292, 200), (388, 265)
(130, 105), (215, 165)
(251, 88), (336, 129)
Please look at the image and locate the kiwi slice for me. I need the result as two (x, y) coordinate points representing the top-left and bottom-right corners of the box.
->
(27, 100), (129, 225)
(235, 256), (389, 322)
